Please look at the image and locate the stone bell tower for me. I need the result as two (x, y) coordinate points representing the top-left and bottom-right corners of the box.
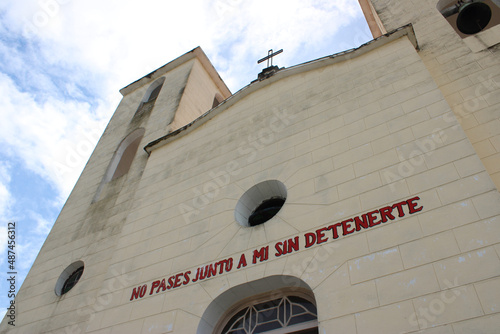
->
(0, 47), (230, 333)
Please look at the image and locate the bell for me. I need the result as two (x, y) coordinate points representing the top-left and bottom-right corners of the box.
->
(457, 2), (492, 35)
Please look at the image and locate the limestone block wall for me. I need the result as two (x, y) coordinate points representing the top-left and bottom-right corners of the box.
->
(75, 35), (500, 333)
(370, 0), (500, 191)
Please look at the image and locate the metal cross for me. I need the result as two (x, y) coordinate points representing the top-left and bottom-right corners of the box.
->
(258, 49), (283, 67)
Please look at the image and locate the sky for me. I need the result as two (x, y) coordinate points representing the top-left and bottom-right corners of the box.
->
(0, 0), (372, 317)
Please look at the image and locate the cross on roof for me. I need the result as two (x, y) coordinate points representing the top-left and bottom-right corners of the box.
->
(257, 49), (283, 67)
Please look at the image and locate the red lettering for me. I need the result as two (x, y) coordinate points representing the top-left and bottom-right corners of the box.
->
(159, 278), (167, 292)
(275, 237), (299, 256)
(149, 280), (160, 295)
(198, 266), (207, 280)
(130, 284), (147, 301)
(237, 254), (247, 269)
(275, 241), (284, 257)
(140, 285), (147, 297)
(173, 273), (184, 288)
(206, 264), (217, 278)
(288, 236), (299, 253)
(407, 196), (423, 214)
(215, 261), (224, 274)
(341, 219), (355, 236)
(366, 210), (380, 227)
(304, 232), (316, 248)
(183, 271), (191, 285)
(252, 246), (269, 264)
(167, 276), (175, 289)
(225, 258), (233, 272)
(354, 215), (368, 231)
(379, 206), (395, 223)
(192, 267), (200, 282)
(327, 223), (342, 239)
(316, 228), (329, 244)
(392, 201), (406, 217)
(130, 288), (139, 301)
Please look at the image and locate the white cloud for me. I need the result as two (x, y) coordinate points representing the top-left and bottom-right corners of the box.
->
(2, 0), (366, 91)
(30, 212), (54, 236)
(0, 226), (6, 267)
(0, 163), (11, 267)
(0, 73), (110, 200)
(0, 163), (12, 219)
(15, 240), (40, 272)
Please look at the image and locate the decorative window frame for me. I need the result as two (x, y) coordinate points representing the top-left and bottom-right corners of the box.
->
(197, 276), (316, 334)
(214, 288), (318, 334)
(55, 261), (84, 296)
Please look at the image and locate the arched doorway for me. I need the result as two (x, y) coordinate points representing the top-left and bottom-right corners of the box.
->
(197, 276), (318, 334)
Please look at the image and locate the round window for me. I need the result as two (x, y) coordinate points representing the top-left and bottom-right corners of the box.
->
(55, 261), (84, 296)
(235, 180), (287, 227)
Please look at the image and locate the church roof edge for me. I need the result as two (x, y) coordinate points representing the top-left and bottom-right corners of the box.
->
(119, 47), (231, 98)
(144, 24), (418, 155)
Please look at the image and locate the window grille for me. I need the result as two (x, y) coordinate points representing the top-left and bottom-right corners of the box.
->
(221, 295), (318, 334)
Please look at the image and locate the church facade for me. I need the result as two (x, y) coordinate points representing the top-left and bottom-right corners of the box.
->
(3, 0), (500, 333)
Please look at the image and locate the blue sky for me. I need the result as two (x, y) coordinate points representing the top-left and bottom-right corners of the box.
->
(0, 0), (371, 317)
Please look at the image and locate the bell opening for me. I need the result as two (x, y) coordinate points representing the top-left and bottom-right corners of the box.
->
(457, 2), (493, 34)
(248, 197), (286, 227)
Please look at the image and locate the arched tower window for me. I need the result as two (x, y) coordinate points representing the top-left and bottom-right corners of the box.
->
(110, 129), (144, 180)
(136, 77), (165, 115)
(107, 128), (145, 181)
(93, 128), (145, 202)
(147, 84), (162, 102)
